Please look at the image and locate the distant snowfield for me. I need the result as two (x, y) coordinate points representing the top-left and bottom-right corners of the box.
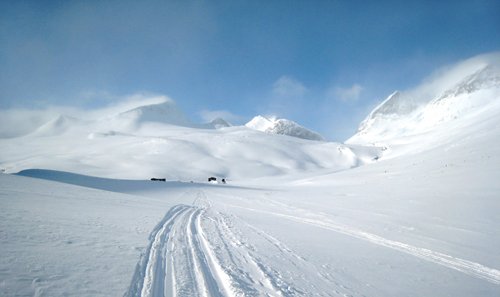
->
(1, 52), (500, 296)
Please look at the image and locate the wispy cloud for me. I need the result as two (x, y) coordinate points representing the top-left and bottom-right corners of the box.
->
(328, 84), (363, 102)
(272, 76), (307, 98)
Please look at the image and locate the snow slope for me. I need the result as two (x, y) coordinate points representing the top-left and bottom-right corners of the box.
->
(0, 173), (172, 296)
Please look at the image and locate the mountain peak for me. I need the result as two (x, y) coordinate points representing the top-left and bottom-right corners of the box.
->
(348, 52), (500, 145)
(246, 116), (324, 141)
(355, 90), (417, 135)
(245, 115), (275, 131)
(370, 90), (418, 116)
(208, 118), (231, 129)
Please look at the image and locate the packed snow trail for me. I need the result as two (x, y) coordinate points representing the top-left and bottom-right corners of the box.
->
(125, 191), (354, 297)
(126, 203), (231, 297)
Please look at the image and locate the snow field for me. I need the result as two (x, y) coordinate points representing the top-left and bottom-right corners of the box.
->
(1, 52), (500, 296)
(0, 174), (170, 296)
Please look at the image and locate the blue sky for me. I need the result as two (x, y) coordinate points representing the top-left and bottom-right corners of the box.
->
(1, 0), (499, 140)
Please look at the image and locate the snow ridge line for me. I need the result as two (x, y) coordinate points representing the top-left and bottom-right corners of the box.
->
(228, 205), (500, 285)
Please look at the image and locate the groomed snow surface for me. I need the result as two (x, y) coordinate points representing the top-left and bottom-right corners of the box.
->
(1, 52), (500, 296)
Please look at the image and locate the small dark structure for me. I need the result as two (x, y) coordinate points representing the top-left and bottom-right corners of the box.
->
(151, 178), (166, 182)
(208, 177), (217, 182)
(221, 178), (226, 184)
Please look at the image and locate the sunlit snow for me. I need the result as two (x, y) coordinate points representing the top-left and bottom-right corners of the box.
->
(1, 53), (500, 296)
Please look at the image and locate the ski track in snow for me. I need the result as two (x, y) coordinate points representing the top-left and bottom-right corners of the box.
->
(226, 203), (500, 286)
(125, 191), (352, 297)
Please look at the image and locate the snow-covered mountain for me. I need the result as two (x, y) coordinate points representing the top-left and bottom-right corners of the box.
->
(201, 117), (232, 129)
(348, 52), (500, 151)
(0, 104), (377, 180)
(246, 115), (325, 141)
(2, 52), (500, 297)
(0, 98), (358, 181)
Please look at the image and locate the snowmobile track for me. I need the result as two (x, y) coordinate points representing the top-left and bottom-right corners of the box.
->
(227, 204), (500, 285)
(125, 193), (353, 297)
(125, 204), (232, 297)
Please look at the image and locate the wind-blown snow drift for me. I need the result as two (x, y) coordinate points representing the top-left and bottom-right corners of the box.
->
(348, 52), (500, 150)
(117, 100), (192, 127)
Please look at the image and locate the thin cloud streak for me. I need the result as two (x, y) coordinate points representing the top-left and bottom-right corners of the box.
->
(272, 76), (307, 98)
(329, 84), (364, 102)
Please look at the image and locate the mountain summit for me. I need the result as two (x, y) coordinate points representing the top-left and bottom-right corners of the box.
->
(246, 115), (324, 141)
